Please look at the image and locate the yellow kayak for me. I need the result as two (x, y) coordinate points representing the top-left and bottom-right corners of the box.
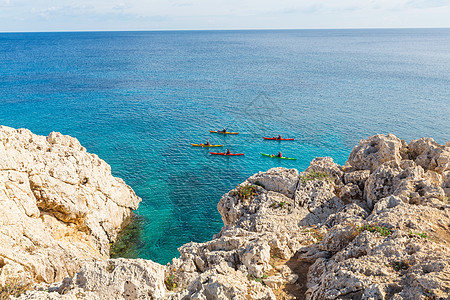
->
(209, 130), (239, 135)
(191, 143), (223, 147)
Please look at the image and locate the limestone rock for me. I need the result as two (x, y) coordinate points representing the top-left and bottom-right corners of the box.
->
(339, 183), (362, 203)
(325, 203), (368, 228)
(15, 259), (166, 300)
(343, 170), (370, 190)
(263, 274), (284, 289)
(247, 167), (299, 198)
(364, 160), (446, 208)
(4, 131), (450, 300)
(305, 157), (344, 186)
(167, 262), (275, 300)
(408, 137), (450, 173)
(345, 134), (407, 172)
(295, 179), (344, 224)
(0, 126), (140, 288)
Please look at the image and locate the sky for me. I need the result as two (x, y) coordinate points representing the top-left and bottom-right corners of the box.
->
(0, 0), (450, 32)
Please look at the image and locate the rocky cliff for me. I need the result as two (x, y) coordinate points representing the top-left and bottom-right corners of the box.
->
(0, 126), (141, 297)
(2, 129), (450, 300)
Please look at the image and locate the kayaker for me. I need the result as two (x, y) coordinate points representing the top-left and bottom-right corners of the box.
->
(221, 128), (227, 133)
(277, 135), (282, 140)
(226, 149), (231, 155)
(206, 138), (211, 146)
(277, 151), (282, 158)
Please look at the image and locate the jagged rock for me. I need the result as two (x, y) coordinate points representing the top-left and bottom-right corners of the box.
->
(308, 228), (450, 300)
(295, 179), (344, 224)
(345, 134), (407, 172)
(305, 157), (344, 186)
(339, 183), (362, 203)
(285, 274), (299, 285)
(15, 259), (166, 300)
(343, 170), (370, 189)
(325, 203), (368, 228)
(318, 224), (359, 254)
(443, 170), (450, 197)
(408, 137), (450, 173)
(247, 168), (299, 198)
(364, 160), (446, 208)
(263, 274), (284, 289)
(275, 265), (293, 277)
(167, 262), (276, 300)
(0, 126), (140, 288)
(3, 131), (450, 300)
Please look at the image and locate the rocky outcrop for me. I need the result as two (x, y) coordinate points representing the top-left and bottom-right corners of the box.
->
(345, 134), (408, 173)
(0, 126), (141, 292)
(4, 132), (450, 300)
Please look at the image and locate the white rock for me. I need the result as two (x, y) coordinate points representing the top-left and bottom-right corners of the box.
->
(0, 126), (141, 287)
(345, 134), (407, 172)
(263, 274), (284, 289)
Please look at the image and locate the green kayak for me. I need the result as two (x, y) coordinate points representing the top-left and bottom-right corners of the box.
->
(260, 153), (297, 160)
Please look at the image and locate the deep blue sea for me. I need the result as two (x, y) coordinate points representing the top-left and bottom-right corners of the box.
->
(1, 29), (449, 264)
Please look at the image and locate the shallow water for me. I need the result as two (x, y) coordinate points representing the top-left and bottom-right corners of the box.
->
(1, 29), (449, 263)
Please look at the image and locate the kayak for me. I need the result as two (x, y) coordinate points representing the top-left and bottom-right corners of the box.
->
(210, 152), (245, 156)
(209, 130), (239, 135)
(263, 137), (295, 141)
(260, 153), (297, 160)
(191, 143), (223, 147)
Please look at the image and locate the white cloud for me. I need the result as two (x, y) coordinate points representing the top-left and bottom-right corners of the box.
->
(0, 0), (449, 31)
(113, 3), (132, 11)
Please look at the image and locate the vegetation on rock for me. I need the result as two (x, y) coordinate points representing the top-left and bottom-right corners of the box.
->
(232, 184), (257, 200)
(300, 171), (329, 183)
(357, 224), (392, 236)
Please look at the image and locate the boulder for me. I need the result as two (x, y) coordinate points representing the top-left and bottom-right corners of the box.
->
(247, 167), (299, 198)
(345, 134), (407, 172)
(408, 137), (450, 173)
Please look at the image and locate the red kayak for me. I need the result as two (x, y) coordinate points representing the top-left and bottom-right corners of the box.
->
(209, 152), (245, 156)
(263, 137), (295, 141)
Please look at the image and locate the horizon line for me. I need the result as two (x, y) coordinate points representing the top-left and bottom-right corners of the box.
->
(1, 26), (449, 34)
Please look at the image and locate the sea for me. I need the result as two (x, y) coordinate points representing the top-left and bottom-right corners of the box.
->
(0, 29), (449, 264)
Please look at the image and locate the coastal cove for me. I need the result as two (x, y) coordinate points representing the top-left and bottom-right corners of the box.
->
(1, 29), (449, 264)
(1, 128), (449, 299)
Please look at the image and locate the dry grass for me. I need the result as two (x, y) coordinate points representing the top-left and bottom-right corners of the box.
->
(0, 278), (32, 300)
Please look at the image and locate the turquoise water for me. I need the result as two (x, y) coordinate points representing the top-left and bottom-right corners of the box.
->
(1, 29), (449, 263)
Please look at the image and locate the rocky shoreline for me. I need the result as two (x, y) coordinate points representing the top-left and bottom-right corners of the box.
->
(1, 126), (449, 299)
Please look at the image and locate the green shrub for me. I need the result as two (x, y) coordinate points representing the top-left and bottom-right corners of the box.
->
(300, 171), (329, 184)
(165, 274), (177, 291)
(409, 231), (428, 239)
(270, 201), (291, 209)
(247, 274), (268, 283)
(357, 224), (391, 236)
(232, 184), (257, 200)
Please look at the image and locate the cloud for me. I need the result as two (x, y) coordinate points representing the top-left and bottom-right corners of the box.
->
(113, 3), (132, 11)
(171, 2), (193, 7)
(405, 0), (450, 9)
(0, 0), (450, 31)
